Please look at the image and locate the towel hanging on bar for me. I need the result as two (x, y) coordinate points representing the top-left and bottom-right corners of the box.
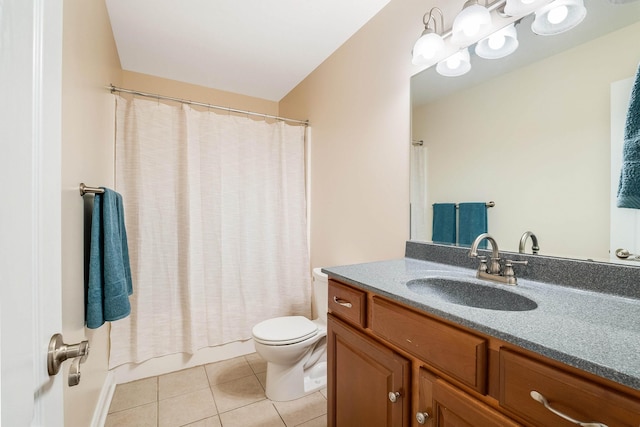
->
(86, 187), (133, 329)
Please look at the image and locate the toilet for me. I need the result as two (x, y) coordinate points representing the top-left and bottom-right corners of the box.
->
(252, 268), (328, 401)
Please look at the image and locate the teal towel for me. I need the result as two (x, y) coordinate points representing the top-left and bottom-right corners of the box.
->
(86, 188), (133, 329)
(617, 63), (640, 209)
(432, 203), (456, 244)
(458, 203), (488, 248)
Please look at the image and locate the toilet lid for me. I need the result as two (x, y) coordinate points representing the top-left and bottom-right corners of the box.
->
(252, 316), (318, 345)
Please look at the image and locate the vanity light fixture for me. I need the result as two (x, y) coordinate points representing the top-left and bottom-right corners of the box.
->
(531, 0), (587, 35)
(504, 0), (551, 16)
(436, 48), (472, 77)
(411, 0), (589, 77)
(412, 8), (446, 66)
(451, 0), (493, 46)
(476, 23), (519, 59)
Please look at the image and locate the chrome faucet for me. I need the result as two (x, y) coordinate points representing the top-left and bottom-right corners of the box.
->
(469, 233), (527, 285)
(519, 231), (539, 254)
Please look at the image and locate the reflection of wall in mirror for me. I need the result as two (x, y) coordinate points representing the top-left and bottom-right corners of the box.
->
(610, 77), (640, 263)
(411, 21), (640, 260)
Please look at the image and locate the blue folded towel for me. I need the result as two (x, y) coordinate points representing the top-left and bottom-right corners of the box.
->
(458, 203), (488, 248)
(617, 63), (640, 209)
(432, 203), (457, 244)
(86, 188), (133, 329)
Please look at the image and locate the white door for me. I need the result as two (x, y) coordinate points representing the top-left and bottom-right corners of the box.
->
(610, 77), (640, 262)
(0, 0), (64, 425)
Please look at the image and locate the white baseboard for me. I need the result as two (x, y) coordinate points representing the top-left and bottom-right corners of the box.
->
(90, 370), (116, 427)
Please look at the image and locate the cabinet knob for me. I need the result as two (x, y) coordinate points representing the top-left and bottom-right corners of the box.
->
(416, 411), (430, 424)
(388, 391), (401, 403)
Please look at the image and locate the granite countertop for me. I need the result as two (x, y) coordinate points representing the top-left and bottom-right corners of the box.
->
(323, 257), (640, 392)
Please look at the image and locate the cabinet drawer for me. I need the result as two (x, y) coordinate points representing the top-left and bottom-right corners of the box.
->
(500, 349), (640, 427)
(370, 296), (487, 393)
(328, 280), (366, 328)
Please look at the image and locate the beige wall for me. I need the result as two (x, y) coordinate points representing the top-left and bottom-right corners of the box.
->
(121, 71), (279, 116)
(61, 0), (122, 425)
(280, 0), (431, 269)
(413, 22), (640, 261)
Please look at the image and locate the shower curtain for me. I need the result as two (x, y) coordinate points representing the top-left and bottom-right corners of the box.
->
(109, 95), (311, 368)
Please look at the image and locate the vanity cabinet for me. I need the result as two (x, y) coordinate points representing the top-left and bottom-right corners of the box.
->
(327, 278), (640, 427)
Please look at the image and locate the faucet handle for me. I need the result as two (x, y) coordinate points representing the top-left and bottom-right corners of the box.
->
(476, 255), (488, 273)
(503, 259), (528, 281)
(504, 259), (528, 267)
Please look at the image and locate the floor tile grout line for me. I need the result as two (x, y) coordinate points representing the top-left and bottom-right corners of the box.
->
(107, 354), (326, 427)
(271, 400), (289, 427)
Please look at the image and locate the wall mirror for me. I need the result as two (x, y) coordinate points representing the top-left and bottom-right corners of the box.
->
(410, 0), (640, 262)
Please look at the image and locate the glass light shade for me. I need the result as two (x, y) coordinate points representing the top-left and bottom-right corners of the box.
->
(531, 0), (586, 35)
(451, 2), (492, 46)
(436, 49), (471, 77)
(476, 24), (519, 59)
(412, 31), (446, 66)
(504, 0), (552, 16)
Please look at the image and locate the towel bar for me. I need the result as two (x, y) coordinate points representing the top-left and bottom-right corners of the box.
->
(431, 201), (495, 208)
(79, 183), (104, 196)
(456, 201), (495, 208)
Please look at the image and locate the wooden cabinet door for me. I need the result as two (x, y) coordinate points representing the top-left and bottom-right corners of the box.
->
(418, 368), (521, 427)
(328, 315), (411, 427)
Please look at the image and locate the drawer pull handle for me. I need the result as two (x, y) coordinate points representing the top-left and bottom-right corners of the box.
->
(530, 391), (608, 427)
(333, 296), (353, 308)
(388, 391), (401, 403)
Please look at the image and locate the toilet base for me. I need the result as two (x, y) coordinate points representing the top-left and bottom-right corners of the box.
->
(265, 360), (327, 402)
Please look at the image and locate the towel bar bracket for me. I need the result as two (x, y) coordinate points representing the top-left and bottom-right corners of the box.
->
(79, 183), (105, 196)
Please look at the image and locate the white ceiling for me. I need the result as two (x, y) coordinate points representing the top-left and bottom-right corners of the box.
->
(106, 0), (391, 101)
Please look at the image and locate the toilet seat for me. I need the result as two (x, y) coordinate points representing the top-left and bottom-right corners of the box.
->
(252, 316), (319, 345)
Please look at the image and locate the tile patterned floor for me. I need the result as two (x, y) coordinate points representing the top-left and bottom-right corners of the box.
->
(105, 353), (327, 427)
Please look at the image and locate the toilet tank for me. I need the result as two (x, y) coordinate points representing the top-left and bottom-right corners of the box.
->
(312, 268), (328, 324)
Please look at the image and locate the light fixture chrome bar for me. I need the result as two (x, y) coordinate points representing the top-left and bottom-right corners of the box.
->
(106, 85), (310, 126)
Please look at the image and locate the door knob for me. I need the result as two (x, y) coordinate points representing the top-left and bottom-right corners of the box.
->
(47, 333), (89, 376)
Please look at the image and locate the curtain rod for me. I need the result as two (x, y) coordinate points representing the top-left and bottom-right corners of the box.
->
(107, 84), (310, 126)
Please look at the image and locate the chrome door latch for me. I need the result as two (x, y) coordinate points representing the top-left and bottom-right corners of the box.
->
(47, 333), (89, 386)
